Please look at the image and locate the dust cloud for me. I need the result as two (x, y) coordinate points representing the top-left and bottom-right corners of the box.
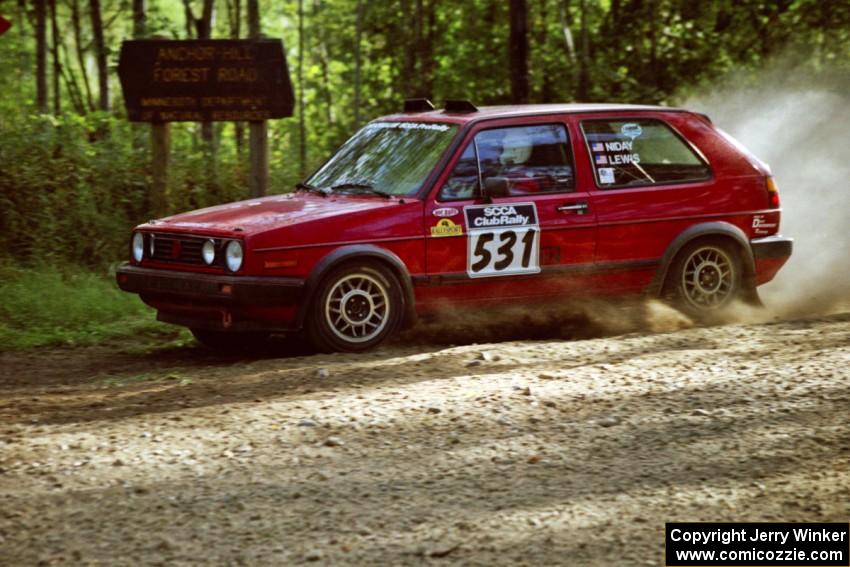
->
(402, 298), (692, 347)
(410, 72), (849, 344)
(686, 70), (850, 317)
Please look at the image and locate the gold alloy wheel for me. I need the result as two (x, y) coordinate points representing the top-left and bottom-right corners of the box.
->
(324, 272), (391, 344)
(681, 245), (737, 310)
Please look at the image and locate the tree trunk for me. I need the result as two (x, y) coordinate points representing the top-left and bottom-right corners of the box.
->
(509, 0), (529, 104)
(35, 0), (48, 113)
(576, 0), (590, 101)
(414, 0), (423, 94)
(537, 0), (555, 102)
(353, 0), (363, 128)
(312, 0), (334, 128)
(400, 0), (417, 95)
(15, 0), (29, 103)
(89, 0), (109, 111)
(59, 41), (87, 114)
(199, 0), (215, 38)
(559, 0), (576, 64)
(247, 0), (259, 37)
(151, 124), (171, 217)
(71, 0), (94, 111)
(297, 0), (306, 177)
(421, 0), (436, 98)
(133, 0), (146, 38)
(648, 0), (660, 95)
(132, 0), (147, 149)
(228, 0), (245, 157)
(182, 0), (195, 38)
(198, 0), (216, 149)
(49, 0), (61, 115)
(247, 0), (268, 197)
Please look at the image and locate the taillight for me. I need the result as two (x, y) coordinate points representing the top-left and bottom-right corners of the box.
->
(766, 176), (780, 208)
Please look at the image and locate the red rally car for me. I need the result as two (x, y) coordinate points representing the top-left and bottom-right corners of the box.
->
(117, 100), (792, 352)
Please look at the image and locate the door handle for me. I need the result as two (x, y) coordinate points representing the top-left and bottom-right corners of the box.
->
(557, 201), (589, 214)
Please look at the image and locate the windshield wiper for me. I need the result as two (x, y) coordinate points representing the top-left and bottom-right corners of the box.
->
(295, 182), (331, 197)
(330, 181), (391, 199)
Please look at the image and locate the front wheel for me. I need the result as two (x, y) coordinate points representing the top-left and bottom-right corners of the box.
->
(306, 262), (403, 352)
(668, 240), (743, 319)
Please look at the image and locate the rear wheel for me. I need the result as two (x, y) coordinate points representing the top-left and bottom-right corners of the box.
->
(668, 239), (742, 319)
(190, 328), (270, 353)
(306, 262), (403, 352)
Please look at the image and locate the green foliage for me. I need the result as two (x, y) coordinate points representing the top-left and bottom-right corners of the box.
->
(0, 265), (181, 351)
(0, 113), (250, 267)
(0, 0), (848, 270)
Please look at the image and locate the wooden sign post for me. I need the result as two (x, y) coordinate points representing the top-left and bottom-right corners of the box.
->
(117, 39), (294, 210)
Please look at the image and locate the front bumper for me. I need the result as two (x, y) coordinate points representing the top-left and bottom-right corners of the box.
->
(116, 264), (304, 305)
(116, 264), (305, 332)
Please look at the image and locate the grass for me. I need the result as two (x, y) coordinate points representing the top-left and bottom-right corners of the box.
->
(0, 264), (181, 351)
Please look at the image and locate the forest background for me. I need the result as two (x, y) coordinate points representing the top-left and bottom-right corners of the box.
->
(0, 0), (848, 348)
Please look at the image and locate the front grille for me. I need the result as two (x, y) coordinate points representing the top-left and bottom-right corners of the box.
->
(149, 233), (207, 265)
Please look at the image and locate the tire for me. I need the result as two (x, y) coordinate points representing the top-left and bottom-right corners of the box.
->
(667, 239), (743, 320)
(190, 328), (270, 353)
(306, 261), (403, 353)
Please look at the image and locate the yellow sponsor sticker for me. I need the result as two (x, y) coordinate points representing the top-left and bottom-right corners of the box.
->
(430, 218), (463, 238)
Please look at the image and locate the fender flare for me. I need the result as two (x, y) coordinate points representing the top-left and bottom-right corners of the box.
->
(647, 221), (756, 296)
(296, 245), (417, 329)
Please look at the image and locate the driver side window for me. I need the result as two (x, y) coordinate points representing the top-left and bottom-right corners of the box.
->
(439, 123), (575, 201)
(439, 143), (479, 200)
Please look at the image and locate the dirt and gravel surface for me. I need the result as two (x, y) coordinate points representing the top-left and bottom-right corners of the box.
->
(1, 307), (849, 566)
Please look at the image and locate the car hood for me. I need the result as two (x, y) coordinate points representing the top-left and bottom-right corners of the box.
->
(146, 192), (403, 235)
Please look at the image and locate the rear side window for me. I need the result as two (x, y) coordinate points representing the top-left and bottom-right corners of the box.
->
(581, 119), (711, 188)
(439, 123), (575, 200)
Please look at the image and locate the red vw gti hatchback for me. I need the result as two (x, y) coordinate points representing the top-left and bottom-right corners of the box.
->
(117, 100), (792, 352)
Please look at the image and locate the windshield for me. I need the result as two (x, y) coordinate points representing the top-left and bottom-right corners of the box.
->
(307, 121), (458, 196)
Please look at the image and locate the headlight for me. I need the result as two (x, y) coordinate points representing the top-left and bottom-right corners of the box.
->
(132, 233), (144, 262)
(202, 239), (216, 265)
(148, 234), (156, 258)
(225, 240), (243, 272)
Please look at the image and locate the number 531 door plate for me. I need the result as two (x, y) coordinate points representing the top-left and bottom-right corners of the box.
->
(464, 203), (541, 278)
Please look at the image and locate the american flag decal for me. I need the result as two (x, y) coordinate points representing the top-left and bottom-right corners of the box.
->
(595, 154), (608, 165)
(591, 142), (605, 152)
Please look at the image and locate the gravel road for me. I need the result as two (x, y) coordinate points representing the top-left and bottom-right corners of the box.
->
(1, 308), (849, 566)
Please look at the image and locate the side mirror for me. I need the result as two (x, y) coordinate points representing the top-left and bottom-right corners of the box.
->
(481, 176), (510, 201)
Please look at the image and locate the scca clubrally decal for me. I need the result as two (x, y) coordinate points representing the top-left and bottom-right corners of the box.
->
(463, 203), (540, 278)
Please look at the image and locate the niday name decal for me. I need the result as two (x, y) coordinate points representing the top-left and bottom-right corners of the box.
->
(430, 218), (463, 238)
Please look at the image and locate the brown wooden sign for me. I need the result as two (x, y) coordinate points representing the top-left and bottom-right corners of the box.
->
(117, 39), (294, 122)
